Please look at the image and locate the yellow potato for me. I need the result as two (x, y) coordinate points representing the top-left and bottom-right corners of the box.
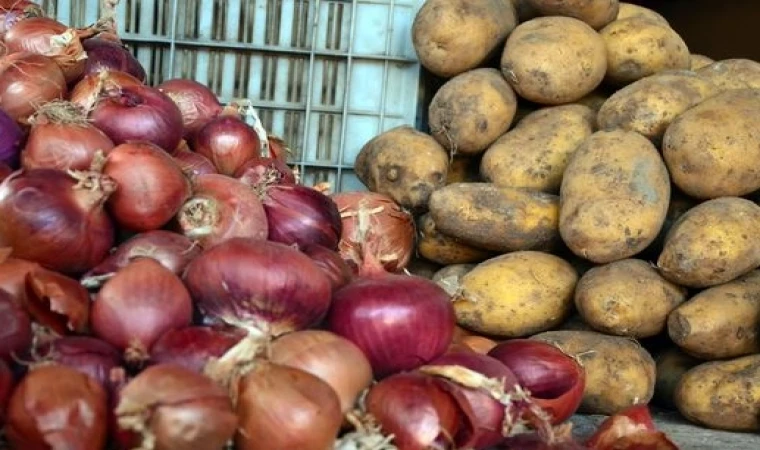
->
(480, 104), (596, 193)
(689, 54), (714, 71)
(417, 213), (493, 266)
(696, 58), (760, 92)
(501, 17), (607, 105)
(453, 251), (577, 337)
(559, 130), (671, 263)
(616, 2), (668, 26)
(526, 0), (620, 29)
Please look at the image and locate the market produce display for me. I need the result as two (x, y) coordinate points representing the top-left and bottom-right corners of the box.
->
(0, 0), (758, 449)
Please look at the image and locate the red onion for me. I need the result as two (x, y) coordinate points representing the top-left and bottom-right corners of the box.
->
(260, 183), (343, 251)
(332, 191), (415, 273)
(4, 17), (86, 82)
(91, 258), (193, 363)
(173, 145), (218, 177)
(91, 84), (184, 153)
(22, 100), (115, 171)
(301, 243), (354, 290)
(6, 364), (108, 450)
(191, 115), (260, 175)
(267, 134), (290, 162)
(70, 69), (142, 112)
(0, 288), (32, 363)
(148, 325), (244, 374)
(81, 37), (146, 82)
(236, 362), (343, 450)
(234, 156), (296, 186)
(176, 174), (268, 248)
(0, 162), (10, 182)
(158, 78), (223, 136)
(24, 268), (90, 335)
(0, 359), (13, 424)
(81, 230), (201, 289)
(0, 108), (23, 168)
(0, 1), (44, 40)
(116, 364), (238, 450)
(0, 168), (116, 274)
(102, 142), (190, 232)
(32, 336), (125, 395)
(0, 52), (67, 124)
(0, 253), (40, 302)
(327, 248), (455, 377)
(488, 339), (586, 424)
(586, 404), (678, 450)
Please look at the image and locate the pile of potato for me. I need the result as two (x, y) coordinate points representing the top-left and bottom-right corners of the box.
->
(352, 0), (760, 433)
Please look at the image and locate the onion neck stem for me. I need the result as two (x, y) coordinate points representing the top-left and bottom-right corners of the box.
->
(178, 197), (218, 239)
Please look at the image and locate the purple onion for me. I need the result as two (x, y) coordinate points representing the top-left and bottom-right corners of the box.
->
(82, 38), (146, 82)
(35, 336), (125, 395)
(0, 108), (23, 168)
(148, 326), (245, 374)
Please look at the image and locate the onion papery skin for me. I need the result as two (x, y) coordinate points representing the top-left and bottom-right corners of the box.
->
(176, 174), (268, 249)
(266, 135), (290, 163)
(332, 191), (415, 273)
(366, 372), (461, 450)
(158, 78), (223, 137)
(191, 115), (259, 176)
(0, 1), (44, 40)
(81, 230), (201, 289)
(0, 288), (32, 364)
(91, 258), (193, 364)
(24, 268), (90, 335)
(148, 325), (245, 374)
(103, 142), (190, 232)
(261, 183), (343, 251)
(234, 156), (296, 186)
(116, 364), (238, 450)
(235, 362), (343, 450)
(70, 69), (143, 113)
(4, 17), (86, 82)
(91, 84), (184, 153)
(0, 52), (67, 124)
(6, 364), (108, 450)
(184, 238), (332, 336)
(0, 108), (24, 168)
(488, 339), (586, 424)
(22, 101), (115, 171)
(269, 329), (373, 414)
(327, 271), (455, 377)
(301, 244), (354, 291)
(586, 404), (678, 450)
(0, 255), (41, 302)
(81, 38), (146, 82)
(0, 168), (116, 274)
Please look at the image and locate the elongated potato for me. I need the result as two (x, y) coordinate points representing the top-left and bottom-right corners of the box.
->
(616, 2), (668, 26)
(597, 71), (718, 143)
(355, 126), (448, 212)
(412, 0), (518, 78)
(429, 183), (560, 253)
(417, 214), (493, 266)
(676, 355), (760, 431)
(432, 264), (476, 297)
(668, 270), (760, 360)
(657, 197), (760, 288)
(531, 330), (656, 414)
(453, 251), (577, 337)
(526, 0), (619, 29)
(696, 59), (760, 92)
(653, 347), (701, 410)
(600, 17), (690, 85)
(559, 130), (670, 264)
(575, 259), (687, 338)
(501, 17), (607, 105)
(429, 68), (518, 155)
(690, 54), (714, 71)
(481, 104), (596, 193)
(663, 88), (760, 199)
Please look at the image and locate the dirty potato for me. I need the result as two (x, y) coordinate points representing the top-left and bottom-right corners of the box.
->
(696, 58), (760, 92)
(501, 17), (607, 105)
(417, 213), (493, 266)
(429, 68), (518, 155)
(428, 183), (560, 253)
(432, 263), (476, 297)
(481, 104), (596, 193)
(559, 130), (671, 264)
(454, 251), (578, 337)
(527, 0), (620, 29)
(689, 54), (714, 71)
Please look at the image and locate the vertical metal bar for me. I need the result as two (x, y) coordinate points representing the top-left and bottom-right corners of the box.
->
(377, 0), (395, 132)
(168, 0), (180, 76)
(335, 0), (358, 191)
(301, 0), (321, 182)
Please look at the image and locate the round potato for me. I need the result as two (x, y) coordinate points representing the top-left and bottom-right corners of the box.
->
(453, 251), (578, 337)
(696, 58), (760, 92)
(657, 197), (760, 288)
(575, 259), (687, 338)
(429, 68), (517, 155)
(481, 104), (596, 193)
(600, 17), (690, 85)
(559, 130), (671, 264)
(616, 2), (668, 26)
(676, 355), (760, 431)
(412, 0), (518, 78)
(432, 263), (476, 297)
(417, 213), (493, 266)
(531, 330), (656, 414)
(668, 270), (760, 360)
(354, 126), (448, 212)
(689, 54), (714, 71)
(501, 17), (607, 105)
(597, 70), (719, 143)
(663, 88), (760, 199)
(526, 0), (620, 29)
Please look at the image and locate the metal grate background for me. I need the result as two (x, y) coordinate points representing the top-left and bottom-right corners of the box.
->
(40, 0), (425, 191)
